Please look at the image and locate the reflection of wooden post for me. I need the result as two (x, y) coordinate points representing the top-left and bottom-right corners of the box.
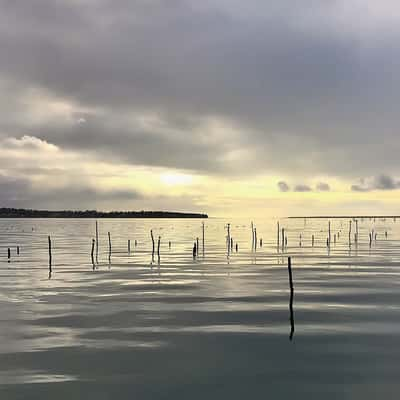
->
(91, 239), (95, 270)
(288, 257), (294, 341)
(48, 236), (52, 275)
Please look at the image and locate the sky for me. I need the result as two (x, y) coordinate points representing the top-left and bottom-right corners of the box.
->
(1, 0), (400, 217)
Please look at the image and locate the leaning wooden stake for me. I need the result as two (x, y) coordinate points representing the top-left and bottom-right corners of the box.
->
(288, 257), (295, 341)
(91, 239), (95, 270)
(150, 230), (155, 256)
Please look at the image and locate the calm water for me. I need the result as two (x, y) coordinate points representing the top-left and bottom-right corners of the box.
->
(1, 217), (400, 398)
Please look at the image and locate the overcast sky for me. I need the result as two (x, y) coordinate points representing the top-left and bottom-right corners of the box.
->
(1, 0), (400, 216)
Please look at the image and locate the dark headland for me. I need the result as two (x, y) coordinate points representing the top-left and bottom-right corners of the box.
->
(0, 208), (208, 219)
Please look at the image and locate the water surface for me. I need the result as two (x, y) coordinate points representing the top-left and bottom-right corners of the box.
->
(1, 217), (400, 399)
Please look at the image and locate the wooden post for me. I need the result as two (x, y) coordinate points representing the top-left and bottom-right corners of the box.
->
(157, 236), (161, 262)
(227, 223), (231, 254)
(348, 221), (352, 246)
(251, 221), (254, 250)
(17, 246), (20, 255)
(236, 243), (238, 252)
(202, 221), (205, 255)
(95, 220), (99, 264)
(355, 220), (359, 244)
(150, 230), (155, 256)
(108, 232), (112, 259)
(197, 237), (199, 254)
(7, 247), (10, 262)
(312, 235), (315, 247)
(193, 241), (197, 258)
(288, 257), (295, 341)
(254, 228), (257, 251)
(128, 239), (131, 254)
(48, 236), (52, 276)
(91, 239), (95, 270)
(282, 228), (285, 251)
(328, 221), (331, 247)
(277, 221), (280, 248)
(260, 238), (263, 247)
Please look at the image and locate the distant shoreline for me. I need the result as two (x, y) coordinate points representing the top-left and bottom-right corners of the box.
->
(0, 208), (208, 219)
(288, 216), (398, 219)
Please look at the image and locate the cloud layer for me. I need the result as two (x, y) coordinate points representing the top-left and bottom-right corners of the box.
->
(1, 1), (400, 211)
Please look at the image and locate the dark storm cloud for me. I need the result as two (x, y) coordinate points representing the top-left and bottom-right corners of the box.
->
(1, 0), (400, 178)
(351, 175), (400, 192)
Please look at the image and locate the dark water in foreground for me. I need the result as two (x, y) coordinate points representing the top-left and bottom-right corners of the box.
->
(1, 217), (400, 399)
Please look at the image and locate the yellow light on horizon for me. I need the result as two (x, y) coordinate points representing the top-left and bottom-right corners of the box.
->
(160, 173), (194, 186)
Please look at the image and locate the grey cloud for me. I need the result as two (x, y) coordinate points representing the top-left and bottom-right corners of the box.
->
(351, 174), (400, 192)
(0, 174), (142, 210)
(316, 182), (330, 192)
(277, 181), (290, 192)
(0, 0), (400, 180)
(293, 184), (312, 192)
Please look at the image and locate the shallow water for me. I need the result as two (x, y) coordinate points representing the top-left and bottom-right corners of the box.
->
(1, 217), (400, 399)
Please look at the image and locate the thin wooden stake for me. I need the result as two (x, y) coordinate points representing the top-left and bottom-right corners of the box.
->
(288, 257), (295, 341)
(95, 221), (99, 263)
(48, 236), (52, 277)
(91, 239), (95, 270)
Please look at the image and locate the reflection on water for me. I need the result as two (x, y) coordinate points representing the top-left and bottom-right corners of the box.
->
(1, 217), (400, 398)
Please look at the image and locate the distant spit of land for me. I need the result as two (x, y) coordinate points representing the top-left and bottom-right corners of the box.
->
(0, 208), (208, 219)
(289, 215), (399, 219)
